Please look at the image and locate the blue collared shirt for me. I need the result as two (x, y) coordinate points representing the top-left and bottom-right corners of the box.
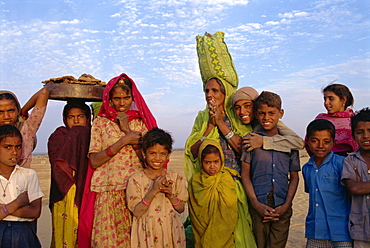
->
(302, 152), (351, 242)
(241, 129), (300, 207)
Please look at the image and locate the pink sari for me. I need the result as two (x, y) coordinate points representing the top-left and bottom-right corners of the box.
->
(305, 109), (359, 156)
(77, 73), (157, 248)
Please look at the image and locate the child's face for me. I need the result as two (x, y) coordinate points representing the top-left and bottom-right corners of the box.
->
(354, 121), (370, 151)
(66, 108), (87, 129)
(256, 104), (283, 134)
(234, 100), (254, 124)
(201, 152), (222, 176)
(323, 90), (346, 114)
(307, 130), (333, 164)
(143, 143), (170, 171)
(0, 135), (22, 168)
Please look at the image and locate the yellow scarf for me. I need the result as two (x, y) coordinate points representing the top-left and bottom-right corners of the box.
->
(189, 140), (238, 248)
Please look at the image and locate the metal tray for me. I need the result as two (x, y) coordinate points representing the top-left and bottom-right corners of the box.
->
(45, 83), (105, 102)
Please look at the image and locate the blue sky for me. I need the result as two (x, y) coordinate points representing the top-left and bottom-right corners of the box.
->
(1, 0), (369, 153)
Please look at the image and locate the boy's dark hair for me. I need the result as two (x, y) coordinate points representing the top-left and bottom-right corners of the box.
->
(254, 91), (282, 111)
(322, 83), (354, 109)
(0, 125), (22, 143)
(63, 101), (92, 120)
(142, 127), (173, 153)
(200, 144), (221, 162)
(306, 119), (336, 140)
(351, 107), (370, 137)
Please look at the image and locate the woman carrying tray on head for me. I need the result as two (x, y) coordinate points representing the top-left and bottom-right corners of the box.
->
(87, 73), (157, 247)
(48, 101), (92, 248)
(0, 88), (49, 168)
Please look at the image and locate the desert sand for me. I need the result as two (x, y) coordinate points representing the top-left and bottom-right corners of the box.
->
(32, 150), (309, 248)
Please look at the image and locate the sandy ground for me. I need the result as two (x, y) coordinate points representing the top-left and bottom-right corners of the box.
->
(31, 150), (309, 248)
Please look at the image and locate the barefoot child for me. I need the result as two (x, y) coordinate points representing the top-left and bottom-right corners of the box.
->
(241, 91), (300, 248)
(303, 119), (352, 247)
(189, 139), (256, 248)
(126, 127), (188, 248)
(342, 107), (370, 247)
(0, 125), (44, 247)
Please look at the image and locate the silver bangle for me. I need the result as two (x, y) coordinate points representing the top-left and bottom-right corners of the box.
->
(200, 136), (206, 142)
(225, 130), (234, 140)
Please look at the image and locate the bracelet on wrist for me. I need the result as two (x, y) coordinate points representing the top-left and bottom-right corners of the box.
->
(172, 198), (181, 206)
(2, 204), (10, 215)
(142, 198), (151, 206)
(225, 130), (234, 140)
(105, 146), (116, 157)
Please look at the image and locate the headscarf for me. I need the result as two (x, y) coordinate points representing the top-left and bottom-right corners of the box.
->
(189, 140), (257, 248)
(188, 140), (239, 248)
(231, 86), (259, 106)
(77, 73), (158, 248)
(184, 77), (253, 179)
(98, 73), (157, 130)
(0, 90), (25, 130)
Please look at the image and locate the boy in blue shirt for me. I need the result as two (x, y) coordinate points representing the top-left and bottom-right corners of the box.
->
(342, 107), (370, 247)
(303, 119), (352, 247)
(241, 91), (300, 248)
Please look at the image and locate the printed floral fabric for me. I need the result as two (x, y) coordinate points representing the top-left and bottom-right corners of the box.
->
(92, 189), (132, 248)
(50, 185), (78, 248)
(89, 117), (147, 247)
(20, 106), (46, 168)
(126, 170), (188, 248)
(89, 117), (147, 192)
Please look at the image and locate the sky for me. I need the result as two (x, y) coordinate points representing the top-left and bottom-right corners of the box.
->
(0, 0), (369, 153)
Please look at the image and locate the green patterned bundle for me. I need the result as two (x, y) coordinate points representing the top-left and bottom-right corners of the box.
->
(196, 32), (238, 87)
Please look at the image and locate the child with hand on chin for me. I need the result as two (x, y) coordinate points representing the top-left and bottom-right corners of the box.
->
(303, 119), (352, 247)
(241, 91), (300, 248)
(0, 125), (43, 248)
(126, 127), (188, 248)
(342, 107), (370, 247)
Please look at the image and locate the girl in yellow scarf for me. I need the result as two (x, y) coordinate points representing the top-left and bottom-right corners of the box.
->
(188, 140), (256, 248)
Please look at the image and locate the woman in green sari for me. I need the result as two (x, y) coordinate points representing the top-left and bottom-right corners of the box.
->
(184, 77), (252, 180)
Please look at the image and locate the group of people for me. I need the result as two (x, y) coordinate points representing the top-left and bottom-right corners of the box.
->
(0, 74), (368, 248)
(185, 79), (369, 248)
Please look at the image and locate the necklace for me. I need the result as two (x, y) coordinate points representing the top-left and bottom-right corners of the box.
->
(0, 180), (9, 197)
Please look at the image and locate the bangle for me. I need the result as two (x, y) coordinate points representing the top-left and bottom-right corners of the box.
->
(199, 136), (206, 142)
(142, 198), (151, 206)
(2, 205), (10, 215)
(132, 145), (140, 151)
(225, 130), (234, 140)
(105, 146), (115, 157)
(172, 198), (181, 206)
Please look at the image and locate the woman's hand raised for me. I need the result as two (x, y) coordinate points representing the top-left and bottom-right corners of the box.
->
(116, 112), (131, 134)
